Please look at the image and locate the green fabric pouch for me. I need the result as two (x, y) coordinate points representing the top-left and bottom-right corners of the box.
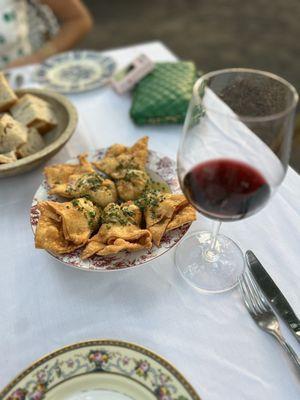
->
(130, 61), (197, 125)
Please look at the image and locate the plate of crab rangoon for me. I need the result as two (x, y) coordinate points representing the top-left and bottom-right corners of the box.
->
(30, 136), (196, 271)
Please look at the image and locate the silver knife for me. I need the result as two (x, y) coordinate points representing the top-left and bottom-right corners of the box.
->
(246, 250), (300, 343)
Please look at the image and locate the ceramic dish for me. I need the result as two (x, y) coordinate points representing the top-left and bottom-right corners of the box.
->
(0, 339), (201, 400)
(30, 149), (192, 272)
(0, 89), (78, 178)
(35, 51), (116, 93)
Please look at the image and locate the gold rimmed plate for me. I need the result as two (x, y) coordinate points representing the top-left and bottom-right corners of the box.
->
(0, 339), (201, 400)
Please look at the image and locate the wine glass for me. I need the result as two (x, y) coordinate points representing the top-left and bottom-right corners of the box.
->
(175, 68), (298, 294)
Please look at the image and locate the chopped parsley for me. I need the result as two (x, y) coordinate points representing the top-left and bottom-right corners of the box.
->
(134, 189), (163, 211)
(75, 173), (104, 192)
(123, 169), (141, 182)
(122, 208), (134, 217)
(102, 203), (134, 226)
(145, 179), (170, 193)
(116, 158), (140, 172)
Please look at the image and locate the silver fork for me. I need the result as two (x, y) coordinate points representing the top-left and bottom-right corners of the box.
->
(240, 269), (300, 371)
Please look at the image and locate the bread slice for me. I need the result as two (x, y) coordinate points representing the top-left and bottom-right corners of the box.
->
(0, 113), (28, 153)
(10, 94), (57, 134)
(0, 73), (17, 112)
(0, 150), (17, 164)
(17, 127), (45, 158)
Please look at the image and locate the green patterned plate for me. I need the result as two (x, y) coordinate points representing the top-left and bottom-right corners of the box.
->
(1, 340), (201, 400)
(35, 51), (116, 94)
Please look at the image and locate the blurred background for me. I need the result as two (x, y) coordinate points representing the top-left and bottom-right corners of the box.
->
(79, 0), (300, 171)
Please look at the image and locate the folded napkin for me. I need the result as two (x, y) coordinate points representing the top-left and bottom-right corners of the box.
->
(130, 61), (197, 125)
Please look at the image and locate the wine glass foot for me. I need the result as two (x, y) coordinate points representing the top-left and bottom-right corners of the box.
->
(175, 231), (245, 294)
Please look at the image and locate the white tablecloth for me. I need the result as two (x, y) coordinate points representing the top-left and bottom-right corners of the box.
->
(0, 42), (300, 399)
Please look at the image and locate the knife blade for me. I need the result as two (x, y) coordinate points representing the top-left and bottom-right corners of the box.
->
(246, 250), (300, 343)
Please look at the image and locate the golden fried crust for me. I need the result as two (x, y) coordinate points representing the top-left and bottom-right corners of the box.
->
(105, 143), (127, 157)
(166, 204), (196, 231)
(81, 224), (152, 258)
(45, 199), (100, 244)
(81, 202), (152, 259)
(88, 179), (117, 207)
(145, 193), (196, 246)
(129, 136), (148, 166)
(116, 170), (149, 201)
(35, 203), (81, 254)
(87, 238), (149, 257)
(93, 136), (149, 178)
(147, 217), (171, 247)
(121, 202), (142, 226)
(44, 154), (94, 197)
(144, 194), (185, 227)
(35, 198), (101, 254)
(92, 156), (121, 177)
(68, 173), (117, 207)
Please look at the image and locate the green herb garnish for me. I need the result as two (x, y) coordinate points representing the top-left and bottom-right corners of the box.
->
(72, 199), (79, 207)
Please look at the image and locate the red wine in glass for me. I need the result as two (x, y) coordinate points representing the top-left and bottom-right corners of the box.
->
(183, 159), (270, 221)
(175, 69), (298, 293)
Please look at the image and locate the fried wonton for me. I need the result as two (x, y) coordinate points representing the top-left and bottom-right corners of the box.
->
(81, 202), (152, 258)
(66, 172), (117, 207)
(93, 136), (148, 178)
(105, 143), (127, 157)
(129, 136), (148, 166)
(44, 154), (94, 197)
(35, 198), (101, 254)
(166, 204), (196, 231)
(142, 192), (196, 246)
(116, 169), (150, 201)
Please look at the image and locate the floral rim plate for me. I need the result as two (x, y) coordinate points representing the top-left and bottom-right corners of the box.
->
(30, 149), (192, 272)
(35, 51), (116, 94)
(0, 339), (201, 400)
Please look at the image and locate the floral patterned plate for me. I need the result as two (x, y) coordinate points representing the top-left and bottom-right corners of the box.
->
(0, 339), (201, 400)
(35, 51), (116, 94)
(30, 149), (192, 272)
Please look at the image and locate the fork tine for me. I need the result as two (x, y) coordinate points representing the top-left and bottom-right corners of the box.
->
(244, 270), (265, 313)
(249, 273), (271, 310)
(242, 271), (263, 314)
(239, 274), (256, 316)
(241, 271), (266, 316)
(245, 269), (271, 312)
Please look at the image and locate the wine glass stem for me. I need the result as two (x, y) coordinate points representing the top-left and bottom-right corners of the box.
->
(204, 220), (222, 262)
(210, 220), (222, 250)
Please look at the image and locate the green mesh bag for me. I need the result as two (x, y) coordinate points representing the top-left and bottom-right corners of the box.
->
(130, 61), (197, 125)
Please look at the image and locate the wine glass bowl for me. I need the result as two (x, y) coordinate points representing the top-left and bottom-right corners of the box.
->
(182, 158), (271, 222)
(175, 68), (298, 293)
